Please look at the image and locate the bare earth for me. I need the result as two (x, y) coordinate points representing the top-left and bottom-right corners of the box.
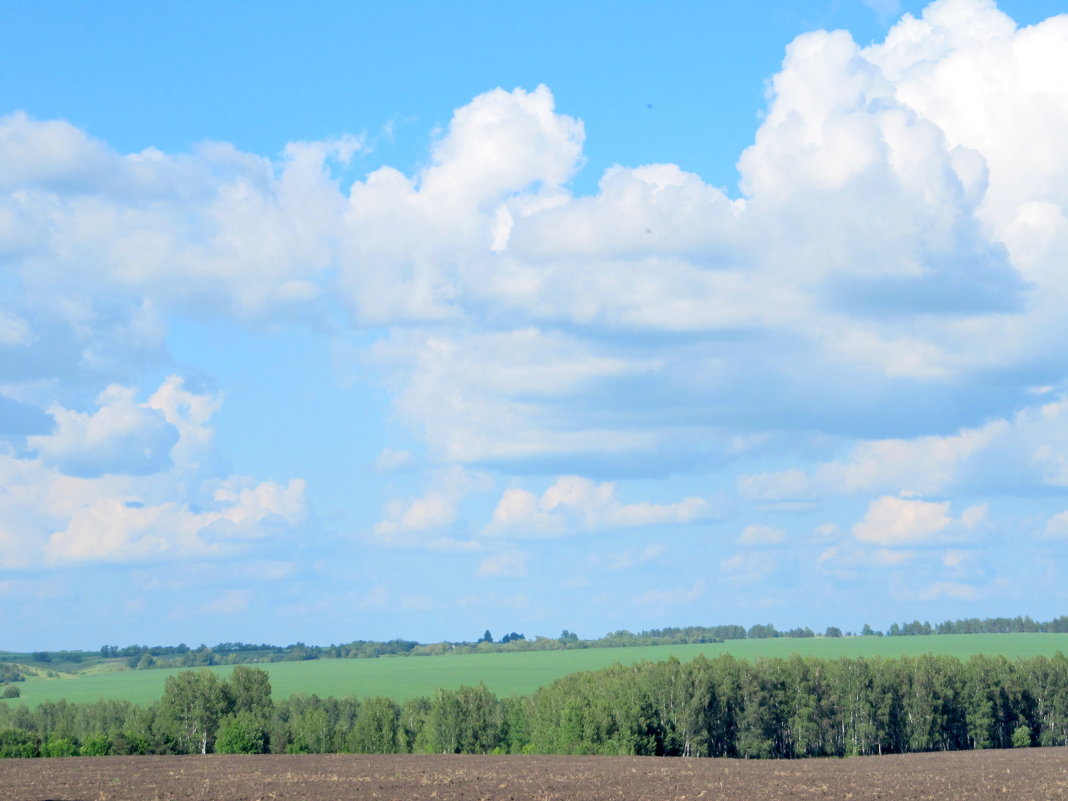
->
(2, 748), (1067, 801)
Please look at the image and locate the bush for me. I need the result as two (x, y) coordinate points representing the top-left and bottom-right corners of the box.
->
(215, 713), (268, 754)
(1, 684), (20, 699)
(41, 737), (79, 757)
(110, 730), (149, 756)
(0, 729), (37, 758)
(80, 734), (111, 756)
(1012, 724), (1032, 748)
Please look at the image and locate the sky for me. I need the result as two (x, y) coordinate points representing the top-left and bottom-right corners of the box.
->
(2, 0), (1068, 651)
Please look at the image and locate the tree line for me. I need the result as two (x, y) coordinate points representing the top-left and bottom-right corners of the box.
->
(4, 614), (1067, 675)
(3, 653), (1068, 759)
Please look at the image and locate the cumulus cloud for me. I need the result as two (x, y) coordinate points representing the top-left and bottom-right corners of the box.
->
(28, 384), (178, 477)
(0, 376), (305, 568)
(850, 495), (984, 546)
(7, 1), (1068, 483)
(485, 475), (710, 537)
(5, 1), (1068, 621)
(371, 467), (488, 550)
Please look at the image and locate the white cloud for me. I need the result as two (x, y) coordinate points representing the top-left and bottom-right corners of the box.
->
(851, 495), (984, 546)
(815, 523), (838, 538)
(29, 384), (178, 477)
(370, 327), (661, 467)
(740, 397), (1068, 501)
(1042, 510), (1068, 539)
(0, 376), (305, 567)
(371, 466), (488, 548)
(738, 524), (785, 545)
(375, 447), (412, 472)
(7, 3), (1068, 481)
(0, 311), (29, 345)
(44, 477), (306, 563)
(852, 496), (952, 545)
(485, 475), (710, 537)
(375, 494), (455, 536)
(942, 549), (968, 568)
(4, 2), (1068, 628)
(477, 551), (529, 578)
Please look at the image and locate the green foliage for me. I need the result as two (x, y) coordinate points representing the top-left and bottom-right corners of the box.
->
(159, 669), (229, 754)
(80, 733), (110, 755)
(215, 712), (267, 754)
(5, 652), (1068, 760)
(0, 728), (37, 758)
(747, 624), (778, 639)
(348, 696), (399, 753)
(109, 730), (149, 755)
(228, 664), (273, 721)
(1012, 723), (1032, 748)
(399, 696), (430, 752)
(420, 684), (502, 754)
(1, 684), (20, 699)
(40, 736), (78, 757)
(154, 665), (272, 754)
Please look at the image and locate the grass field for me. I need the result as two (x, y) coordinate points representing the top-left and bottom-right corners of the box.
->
(5, 633), (1067, 708)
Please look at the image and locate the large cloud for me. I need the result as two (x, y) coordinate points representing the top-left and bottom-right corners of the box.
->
(28, 384), (178, 477)
(739, 394), (1068, 500)
(3, 2), (1068, 598)
(0, 377), (305, 568)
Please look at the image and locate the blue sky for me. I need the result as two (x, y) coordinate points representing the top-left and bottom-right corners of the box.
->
(3, 0), (1068, 651)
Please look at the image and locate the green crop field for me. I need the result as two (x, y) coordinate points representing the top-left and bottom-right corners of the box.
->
(5, 633), (1067, 708)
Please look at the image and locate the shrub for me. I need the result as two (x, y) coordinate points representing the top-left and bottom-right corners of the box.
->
(0, 729), (37, 758)
(109, 730), (149, 755)
(1012, 724), (1032, 748)
(215, 713), (268, 754)
(1, 684), (20, 699)
(80, 734), (111, 756)
(41, 737), (78, 757)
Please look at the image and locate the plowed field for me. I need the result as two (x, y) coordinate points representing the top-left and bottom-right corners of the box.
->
(2, 748), (1066, 801)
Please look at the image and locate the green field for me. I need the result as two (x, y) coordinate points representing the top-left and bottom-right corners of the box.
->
(6, 634), (1067, 708)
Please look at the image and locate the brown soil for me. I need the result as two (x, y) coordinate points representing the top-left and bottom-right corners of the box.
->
(1, 748), (1066, 801)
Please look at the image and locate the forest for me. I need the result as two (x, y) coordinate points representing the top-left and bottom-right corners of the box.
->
(3, 652), (1068, 759)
